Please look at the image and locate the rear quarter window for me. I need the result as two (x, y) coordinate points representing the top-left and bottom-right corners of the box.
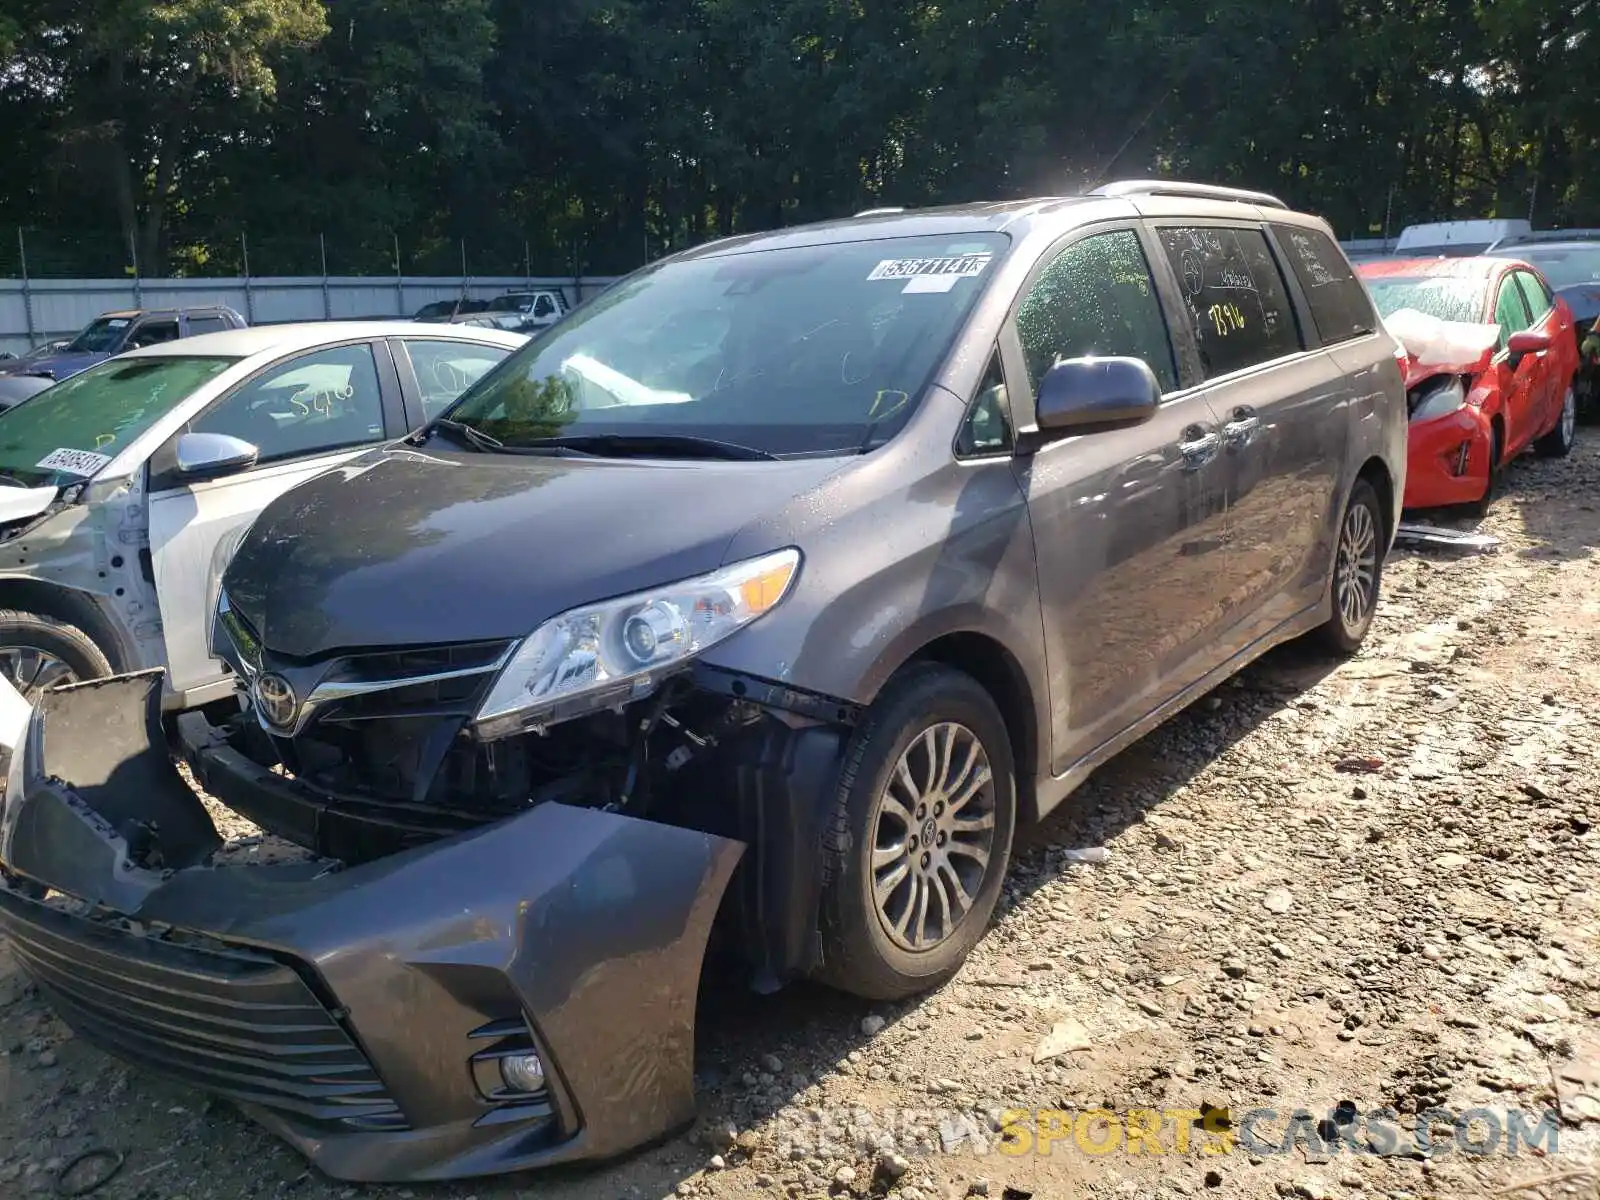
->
(1157, 226), (1302, 379)
(1272, 225), (1378, 345)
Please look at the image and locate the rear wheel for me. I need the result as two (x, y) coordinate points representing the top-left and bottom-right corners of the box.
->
(1312, 478), (1385, 656)
(816, 664), (1017, 1001)
(0, 610), (112, 703)
(1534, 386), (1577, 459)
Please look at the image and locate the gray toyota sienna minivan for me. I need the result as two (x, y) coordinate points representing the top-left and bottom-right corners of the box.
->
(0, 180), (1406, 1181)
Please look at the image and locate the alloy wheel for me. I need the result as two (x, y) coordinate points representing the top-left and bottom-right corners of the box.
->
(1335, 501), (1378, 631)
(0, 645), (77, 703)
(1561, 387), (1577, 447)
(870, 721), (997, 953)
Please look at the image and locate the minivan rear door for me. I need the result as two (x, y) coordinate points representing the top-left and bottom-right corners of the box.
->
(1146, 220), (1352, 647)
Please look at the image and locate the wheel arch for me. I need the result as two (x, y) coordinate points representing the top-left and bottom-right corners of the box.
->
(901, 630), (1044, 825)
(0, 578), (134, 672)
(1354, 455), (1396, 549)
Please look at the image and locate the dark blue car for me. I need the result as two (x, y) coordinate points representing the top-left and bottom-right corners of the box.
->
(0, 306), (247, 382)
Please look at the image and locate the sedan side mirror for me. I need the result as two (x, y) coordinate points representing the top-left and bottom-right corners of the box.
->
(1027, 356), (1161, 446)
(1506, 329), (1552, 367)
(175, 432), (259, 481)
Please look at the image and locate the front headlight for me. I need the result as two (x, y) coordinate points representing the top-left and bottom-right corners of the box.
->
(474, 548), (802, 737)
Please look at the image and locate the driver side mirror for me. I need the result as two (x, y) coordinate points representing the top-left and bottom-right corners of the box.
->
(175, 432), (259, 482)
(1025, 356), (1161, 448)
(1506, 329), (1552, 368)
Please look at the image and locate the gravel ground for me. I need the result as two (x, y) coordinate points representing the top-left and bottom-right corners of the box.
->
(3, 438), (1599, 1200)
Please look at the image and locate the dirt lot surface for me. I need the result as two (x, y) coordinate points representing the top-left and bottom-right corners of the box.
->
(3, 439), (1599, 1200)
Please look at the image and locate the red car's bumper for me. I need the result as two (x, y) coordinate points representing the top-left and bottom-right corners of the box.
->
(1403, 405), (1492, 510)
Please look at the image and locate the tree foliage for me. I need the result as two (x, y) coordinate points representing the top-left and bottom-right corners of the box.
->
(1, 0), (1596, 277)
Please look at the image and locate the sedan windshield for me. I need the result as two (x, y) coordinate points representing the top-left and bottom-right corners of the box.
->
(65, 317), (134, 355)
(443, 232), (1010, 457)
(1507, 247), (1600, 290)
(1364, 276), (1486, 324)
(0, 356), (237, 487)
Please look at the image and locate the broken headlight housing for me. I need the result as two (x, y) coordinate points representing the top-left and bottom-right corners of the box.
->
(473, 548), (801, 738)
(1407, 376), (1467, 422)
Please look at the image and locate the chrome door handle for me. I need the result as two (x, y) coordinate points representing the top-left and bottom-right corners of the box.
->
(1178, 429), (1221, 469)
(1224, 415), (1261, 448)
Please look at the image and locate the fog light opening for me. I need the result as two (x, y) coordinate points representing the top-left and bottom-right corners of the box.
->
(498, 1051), (546, 1095)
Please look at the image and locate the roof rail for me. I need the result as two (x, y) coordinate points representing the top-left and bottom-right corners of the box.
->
(1088, 179), (1289, 211)
(855, 206), (906, 217)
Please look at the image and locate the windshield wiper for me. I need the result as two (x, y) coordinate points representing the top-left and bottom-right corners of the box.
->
(412, 418), (504, 453)
(510, 433), (778, 461)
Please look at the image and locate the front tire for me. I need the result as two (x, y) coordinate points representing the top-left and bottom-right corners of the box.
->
(816, 664), (1017, 1001)
(1534, 386), (1577, 459)
(0, 610), (111, 702)
(1312, 478), (1385, 656)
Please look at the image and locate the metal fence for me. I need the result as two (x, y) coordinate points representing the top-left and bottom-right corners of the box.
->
(0, 274), (620, 358)
(0, 224), (626, 356)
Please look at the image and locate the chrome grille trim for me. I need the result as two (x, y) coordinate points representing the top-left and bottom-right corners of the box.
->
(285, 648), (516, 736)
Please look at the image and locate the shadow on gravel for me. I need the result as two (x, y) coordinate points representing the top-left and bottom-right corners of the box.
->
(1013, 638), (1343, 873)
(1397, 437), (1600, 563)
(1504, 443), (1600, 562)
(534, 639), (1353, 1200)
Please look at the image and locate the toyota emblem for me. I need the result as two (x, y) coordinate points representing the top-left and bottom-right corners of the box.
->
(252, 672), (299, 730)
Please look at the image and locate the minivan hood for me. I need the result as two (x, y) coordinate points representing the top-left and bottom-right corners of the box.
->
(224, 446), (848, 658)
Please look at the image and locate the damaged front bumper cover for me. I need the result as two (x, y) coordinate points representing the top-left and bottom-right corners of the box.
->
(0, 670), (744, 1183)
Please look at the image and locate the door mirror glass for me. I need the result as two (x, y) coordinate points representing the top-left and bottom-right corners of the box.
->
(175, 431), (258, 481)
(1034, 356), (1161, 434)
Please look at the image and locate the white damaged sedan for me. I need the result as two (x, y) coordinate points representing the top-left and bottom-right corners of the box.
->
(0, 321), (525, 708)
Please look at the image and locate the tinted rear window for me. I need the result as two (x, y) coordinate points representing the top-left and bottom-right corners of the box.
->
(1273, 225), (1377, 344)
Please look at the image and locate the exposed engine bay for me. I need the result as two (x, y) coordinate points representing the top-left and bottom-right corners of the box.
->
(202, 665), (814, 865)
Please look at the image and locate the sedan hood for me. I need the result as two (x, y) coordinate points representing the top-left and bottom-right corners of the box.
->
(0, 351), (103, 380)
(224, 445), (848, 658)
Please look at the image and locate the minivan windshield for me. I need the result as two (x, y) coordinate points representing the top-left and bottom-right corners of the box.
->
(65, 317), (135, 355)
(443, 232), (1010, 457)
(0, 355), (237, 488)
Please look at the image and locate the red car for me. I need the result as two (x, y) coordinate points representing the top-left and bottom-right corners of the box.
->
(1358, 256), (1580, 512)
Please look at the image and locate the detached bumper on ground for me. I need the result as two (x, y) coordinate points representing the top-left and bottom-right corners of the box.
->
(0, 672), (744, 1183)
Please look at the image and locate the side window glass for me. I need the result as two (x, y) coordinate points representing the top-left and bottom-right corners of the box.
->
(534, 295), (557, 318)
(1015, 230), (1178, 395)
(1271, 224), (1377, 344)
(1158, 226), (1302, 379)
(187, 316), (229, 336)
(1515, 271), (1552, 323)
(191, 344), (385, 463)
(956, 352), (1013, 457)
(128, 320), (179, 349)
(1493, 279), (1532, 349)
(402, 339), (512, 420)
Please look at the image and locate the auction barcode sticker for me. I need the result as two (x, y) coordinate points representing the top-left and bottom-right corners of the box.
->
(867, 253), (992, 284)
(36, 447), (113, 477)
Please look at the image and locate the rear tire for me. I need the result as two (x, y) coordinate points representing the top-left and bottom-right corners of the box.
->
(1312, 478), (1385, 656)
(815, 663), (1017, 1001)
(0, 609), (112, 702)
(1534, 386), (1577, 459)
